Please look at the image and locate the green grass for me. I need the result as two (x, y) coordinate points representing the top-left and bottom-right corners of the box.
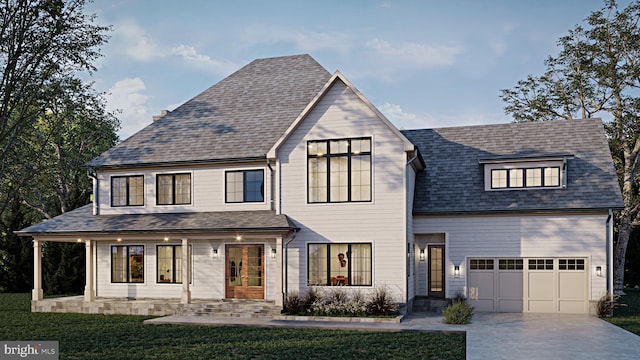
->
(0, 294), (465, 359)
(606, 288), (640, 336)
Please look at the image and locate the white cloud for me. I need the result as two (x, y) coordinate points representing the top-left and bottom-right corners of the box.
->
(379, 103), (508, 130)
(114, 20), (160, 61)
(240, 26), (354, 54)
(365, 39), (463, 68)
(170, 45), (240, 75)
(105, 78), (153, 140)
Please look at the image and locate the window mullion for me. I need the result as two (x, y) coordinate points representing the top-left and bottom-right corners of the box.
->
(326, 244), (331, 285)
(347, 142), (352, 202)
(326, 143), (331, 203)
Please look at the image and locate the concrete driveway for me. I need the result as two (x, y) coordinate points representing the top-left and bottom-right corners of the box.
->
(147, 312), (640, 359)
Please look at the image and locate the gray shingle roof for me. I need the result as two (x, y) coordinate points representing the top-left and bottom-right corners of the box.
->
(89, 54), (331, 168)
(402, 119), (624, 214)
(16, 205), (296, 236)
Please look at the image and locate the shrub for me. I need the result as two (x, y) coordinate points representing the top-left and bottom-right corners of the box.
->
(283, 291), (304, 315)
(366, 286), (398, 316)
(443, 300), (474, 324)
(309, 288), (367, 317)
(303, 287), (319, 312)
(596, 291), (620, 318)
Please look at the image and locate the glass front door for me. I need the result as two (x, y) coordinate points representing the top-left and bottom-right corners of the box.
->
(428, 245), (445, 298)
(225, 245), (264, 299)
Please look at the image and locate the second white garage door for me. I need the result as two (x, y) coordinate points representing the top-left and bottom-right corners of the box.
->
(467, 258), (588, 314)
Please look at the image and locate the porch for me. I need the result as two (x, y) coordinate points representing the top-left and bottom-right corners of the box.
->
(32, 296), (282, 317)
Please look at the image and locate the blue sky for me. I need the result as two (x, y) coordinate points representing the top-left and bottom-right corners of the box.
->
(86, 0), (622, 140)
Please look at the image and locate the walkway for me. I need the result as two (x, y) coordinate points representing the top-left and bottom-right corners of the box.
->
(145, 312), (640, 359)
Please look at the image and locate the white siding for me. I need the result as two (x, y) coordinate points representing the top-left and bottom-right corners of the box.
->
(277, 80), (409, 302)
(413, 213), (608, 301)
(95, 239), (280, 301)
(96, 162), (271, 215)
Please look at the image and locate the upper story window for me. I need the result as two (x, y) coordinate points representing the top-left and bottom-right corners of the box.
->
(157, 173), (191, 205)
(480, 155), (571, 192)
(491, 166), (560, 189)
(307, 137), (371, 203)
(225, 169), (264, 203)
(111, 175), (144, 207)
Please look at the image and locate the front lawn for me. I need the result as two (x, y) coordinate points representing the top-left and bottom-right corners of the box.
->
(606, 288), (640, 336)
(0, 294), (465, 359)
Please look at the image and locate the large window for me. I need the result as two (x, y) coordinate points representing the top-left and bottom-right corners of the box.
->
(157, 245), (192, 283)
(308, 138), (371, 203)
(225, 170), (264, 203)
(111, 245), (144, 283)
(491, 166), (560, 189)
(157, 173), (191, 205)
(307, 243), (372, 286)
(111, 175), (144, 206)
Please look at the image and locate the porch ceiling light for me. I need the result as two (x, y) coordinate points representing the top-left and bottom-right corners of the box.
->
(235, 235), (242, 241)
(419, 249), (425, 261)
(76, 238), (83, 243)
(116, 238), (122, 242)
(164, 236), (169, 242)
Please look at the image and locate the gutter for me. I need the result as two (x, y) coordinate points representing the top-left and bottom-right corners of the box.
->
(607, 209), (614, 314)
(266, 159), (275, 211)
(405, 150), (419, 309)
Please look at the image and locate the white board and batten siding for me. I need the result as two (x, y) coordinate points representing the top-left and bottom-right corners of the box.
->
(277, 80), (410, 301)
(94, 240), (281, 301)
(96, 162), (271, 215)
(413, 213), (608, 313)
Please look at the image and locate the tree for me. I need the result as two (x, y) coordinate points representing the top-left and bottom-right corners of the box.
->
(500, 0), (640, 294)
(0, 0), (109, 212)
(0, 0), (118, 294)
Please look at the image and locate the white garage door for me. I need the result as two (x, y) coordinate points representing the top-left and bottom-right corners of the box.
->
(468, 258), (588, 314)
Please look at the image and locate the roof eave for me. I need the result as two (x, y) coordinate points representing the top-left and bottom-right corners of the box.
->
(89, 156), (267, 170)
(16, 225), (299, 238)
(413, 206), (624, 217)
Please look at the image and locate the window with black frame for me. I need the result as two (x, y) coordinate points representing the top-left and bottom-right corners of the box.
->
(307, 138), (371, 203)
(307, 243), (372, 286)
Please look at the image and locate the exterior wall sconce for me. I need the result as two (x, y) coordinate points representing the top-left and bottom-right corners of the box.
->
(212, 249), (218, 259)
(596, 266), (602, 277)
(271, 248), (277, 259)
(419, 249), (425, 261)
(454, 265), (460, 278)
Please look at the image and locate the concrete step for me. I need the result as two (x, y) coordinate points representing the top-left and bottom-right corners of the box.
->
(413, 298), (448, 313)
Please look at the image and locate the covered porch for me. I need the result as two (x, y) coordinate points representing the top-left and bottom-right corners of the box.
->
(17, 205), (298, 315)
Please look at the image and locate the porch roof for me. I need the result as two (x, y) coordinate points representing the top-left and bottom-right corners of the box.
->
(16, 204), (296, 237)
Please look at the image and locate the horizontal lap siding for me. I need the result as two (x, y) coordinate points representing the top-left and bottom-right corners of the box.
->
(278, 80), (408, 301)
(97, 162), (271, 215)
(413, 213), (607, 300)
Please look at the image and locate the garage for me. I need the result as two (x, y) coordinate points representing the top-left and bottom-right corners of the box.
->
(467, 258), (588, 314)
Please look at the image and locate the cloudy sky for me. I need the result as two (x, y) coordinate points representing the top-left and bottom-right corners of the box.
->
(86, 0), (621, 140)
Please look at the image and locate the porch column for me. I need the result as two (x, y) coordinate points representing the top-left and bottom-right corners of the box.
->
(276, 236), (283, 306)
(84, 240), (95, 302)
(32, 240), (43, 301)
(181, 238), (191, 304)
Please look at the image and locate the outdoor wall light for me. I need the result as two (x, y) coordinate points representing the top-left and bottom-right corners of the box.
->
(212, 249), (218, 259)
(454, 265), (460, 278)
(419, 249), (425, 261)
(596, 266), (602, 277)
(271, 248), (277, 259)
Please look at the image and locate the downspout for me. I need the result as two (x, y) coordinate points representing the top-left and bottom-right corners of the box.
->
(267, 159), (275, 211)
(87, 166), (99, 215)
(284, 228), (298, 300)
(405, 151), (418, 311)
(607, 209), (614, 313)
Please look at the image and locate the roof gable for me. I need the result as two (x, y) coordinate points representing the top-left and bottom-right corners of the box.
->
(267, 71), (414, 158)
(402, 119), (624, 214)
(89, 54), (331, 168)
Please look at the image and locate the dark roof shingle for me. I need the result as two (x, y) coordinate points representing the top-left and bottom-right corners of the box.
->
(402, 119), (624, 214)
(89, 54), (331, 168)
(16, 205), (295, 236)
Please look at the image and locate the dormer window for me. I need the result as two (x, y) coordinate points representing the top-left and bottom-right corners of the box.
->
(480, 154), (571, 191)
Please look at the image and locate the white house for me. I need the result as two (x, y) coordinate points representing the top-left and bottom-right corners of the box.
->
(18, 54), (623, 315)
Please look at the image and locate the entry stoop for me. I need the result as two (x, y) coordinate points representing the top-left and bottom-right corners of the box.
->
(412, 297), (448, 313)
(180, 300), (282, 318)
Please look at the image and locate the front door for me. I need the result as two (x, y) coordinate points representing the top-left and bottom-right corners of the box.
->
(428, 245), (445, 298)
(225, 244), (264, 299)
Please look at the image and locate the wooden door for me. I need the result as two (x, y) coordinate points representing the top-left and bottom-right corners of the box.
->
(225, 245), (264, 299)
